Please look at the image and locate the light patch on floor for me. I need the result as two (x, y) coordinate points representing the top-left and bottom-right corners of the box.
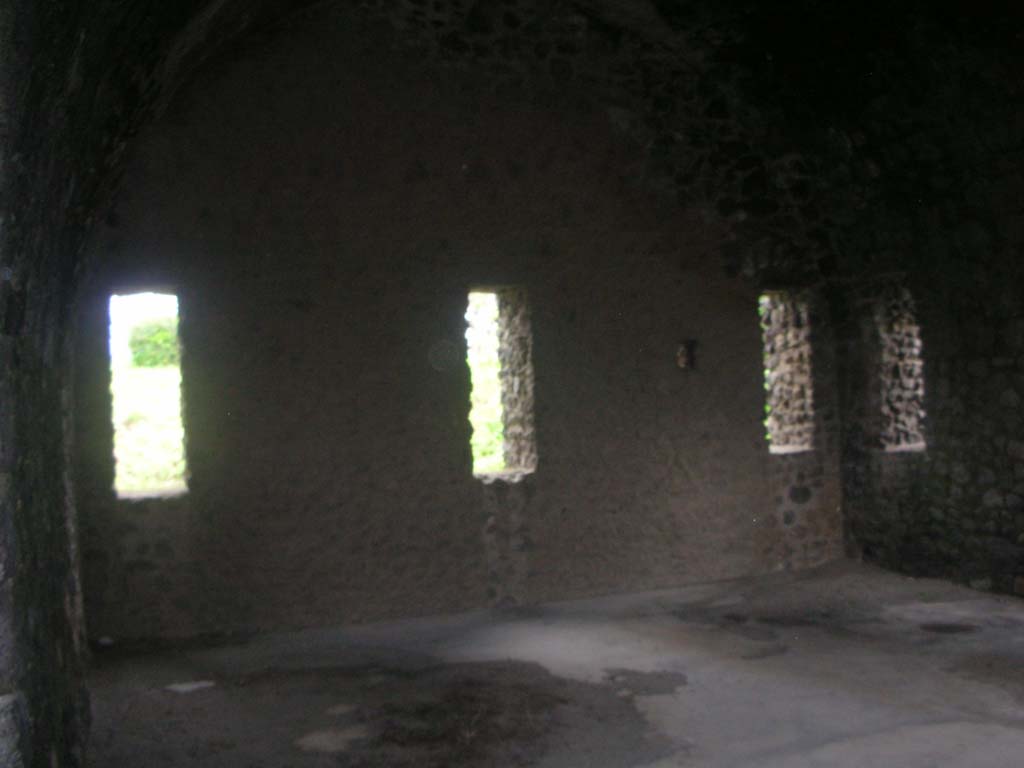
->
(751, 722), (1024, 768)
(886, 599), (1024, 629)
(89, 562), (1024, 767)
(165, 681), (215, 694)
(294, 725), (368, 753)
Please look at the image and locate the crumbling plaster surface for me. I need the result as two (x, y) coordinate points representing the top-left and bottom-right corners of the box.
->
(75, 4), (842, 642)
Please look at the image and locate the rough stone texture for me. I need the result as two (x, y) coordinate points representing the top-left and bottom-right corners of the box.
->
(0, 0), (1020, 760)
(0, 693), (28, 768)
(481, 477), (531, 606)
(73, 4), (842, 643)
(0, 334), (90, 768)
(0, 1), (332, 762)
(496, 287), (537, 473)
(759, 293), (815, 453)
(761, 293), (844, 571)
(828, 10), (1024, 593)
(874, 287), (926, 451)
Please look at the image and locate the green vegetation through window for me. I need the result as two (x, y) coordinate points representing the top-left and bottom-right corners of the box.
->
(465, 292), (505, 474)
(109, 292), (187, 497)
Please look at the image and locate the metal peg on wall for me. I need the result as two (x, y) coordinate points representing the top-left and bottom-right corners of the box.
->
(676, 340), (697, 370)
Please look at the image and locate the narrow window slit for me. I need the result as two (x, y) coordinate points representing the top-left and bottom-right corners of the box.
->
(876, 287), (926, 452)
(465, 288), (536, 478)
(759, 291), (815, 454)
(108, 292), (188, 497)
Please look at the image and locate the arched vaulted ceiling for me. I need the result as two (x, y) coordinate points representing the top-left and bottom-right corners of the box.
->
(0, 2), (1021, 765)
(2, 0), (1021, 323)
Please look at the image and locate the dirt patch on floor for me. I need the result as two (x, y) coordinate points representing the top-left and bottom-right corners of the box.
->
(90, 658), (672, 767)
(673, 595), (890, 646)
(948, 653), (1024, 704)
(320, 664), (566, 767)
(672, 606), (779, 642)
(603, 668), (688, 696)
(919, 622), (978, 635)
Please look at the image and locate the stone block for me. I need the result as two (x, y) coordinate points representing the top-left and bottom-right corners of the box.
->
(967, 360), (989, 378)
(0, 692), (26, 768)
(982, 489), (1003, 508)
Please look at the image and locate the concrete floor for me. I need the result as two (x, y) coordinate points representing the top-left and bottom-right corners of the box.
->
(89, 561), (1024, 767)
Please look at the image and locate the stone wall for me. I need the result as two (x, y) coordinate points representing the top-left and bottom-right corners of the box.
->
(73, 3), (844, 642)
(759, 293), (815, 453)
(0, 1), (329, 762)
(874, 287), (926, 452)
(3, 0), (1018, 758)
(827, 11), (1024, 593)
(496, 288), (537, 473)
(761, 293), (844, 570)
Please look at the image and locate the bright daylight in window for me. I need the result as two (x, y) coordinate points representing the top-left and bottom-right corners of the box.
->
(109, 292), (187, 497)
(465, 291), (506, 474)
